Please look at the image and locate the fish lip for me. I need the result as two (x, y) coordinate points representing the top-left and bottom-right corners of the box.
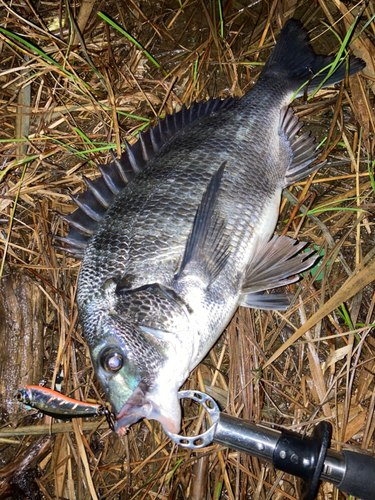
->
(114, 385), (148, 434)
(114, 385), (181, 435)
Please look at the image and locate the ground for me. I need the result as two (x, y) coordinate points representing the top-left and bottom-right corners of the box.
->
(0, 1), (375, 499)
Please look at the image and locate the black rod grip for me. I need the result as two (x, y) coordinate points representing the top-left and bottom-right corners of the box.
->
(337, 450), (375, 500)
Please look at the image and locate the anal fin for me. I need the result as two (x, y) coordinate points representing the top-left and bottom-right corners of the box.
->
(241, 235), (317, 295)
(240, 292), (291, 311)
(175, 162), (230, 286)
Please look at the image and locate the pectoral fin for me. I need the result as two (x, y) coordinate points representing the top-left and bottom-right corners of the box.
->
(242, 235), (317, 295)
(176, 162), (230, 286)
(138, 325), (181, 351)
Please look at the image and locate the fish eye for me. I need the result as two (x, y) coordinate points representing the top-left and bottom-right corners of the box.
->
(15, 389), (29, 404)
(100, 347), (124, 372)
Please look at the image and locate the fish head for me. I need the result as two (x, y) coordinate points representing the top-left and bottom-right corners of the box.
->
(84, 281), (195, 435)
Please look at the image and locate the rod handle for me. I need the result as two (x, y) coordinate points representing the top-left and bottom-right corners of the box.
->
(337, 450), (375, 500)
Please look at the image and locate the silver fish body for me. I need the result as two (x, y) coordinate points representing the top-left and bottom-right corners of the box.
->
(69, 20), (365, 434)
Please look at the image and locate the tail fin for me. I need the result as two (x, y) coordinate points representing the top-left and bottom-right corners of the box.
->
(259, 19), (365, 95)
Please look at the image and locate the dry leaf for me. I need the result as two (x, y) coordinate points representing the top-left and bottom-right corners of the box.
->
(331, 0), (375, 93)
(349, 74), (369, 144)
(344, 409), (367, 442)
(264, 255), (375, 368)
(322, 344), (352, 373)
(300, 298), (331, 417)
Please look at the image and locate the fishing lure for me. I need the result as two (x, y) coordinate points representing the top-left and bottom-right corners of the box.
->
(15, 385), (114, 429)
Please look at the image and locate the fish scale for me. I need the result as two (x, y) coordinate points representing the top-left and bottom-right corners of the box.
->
(80, 104), (278, 295)
(56, 19), (365, 434)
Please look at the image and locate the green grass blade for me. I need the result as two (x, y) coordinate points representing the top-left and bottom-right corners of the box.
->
(74, 128), (95, 146)
(308, 196), (366, 211)
(338, 303), (354, 330)
(369, 156), (375, 195)
(193, 56), (199, 90)
(0, 28), (70, 76)
(115, 111), (150, 122)
(166, 458), (183, 484)
(316, 136), (327, 148)
(291, 17), (358, 101)
(352, 12), (375, 42)
(291, 60), (339, 101)
(0, 28), (95, 97)
(41, 135), (90, 159)
(308, 206), (365, 215)
(214, 482), (222, 500)
(218, 0), (224, 38)
(65, 0), (106, 87)
(338, 304), (360, 343)
(98, 12), (167, 76)
(308, 19), (357, 99)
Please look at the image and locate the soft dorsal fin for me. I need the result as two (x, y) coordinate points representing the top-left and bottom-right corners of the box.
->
(53, 97), (236, 258)
(280, 107), (325, 187)
(175, 161), (230, 287)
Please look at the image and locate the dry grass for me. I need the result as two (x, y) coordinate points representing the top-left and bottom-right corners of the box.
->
(1, 0), (375, 499)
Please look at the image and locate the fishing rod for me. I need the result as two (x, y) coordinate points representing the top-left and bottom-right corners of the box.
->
(163, 391), (375, 500)
(15, 387), (375, 499)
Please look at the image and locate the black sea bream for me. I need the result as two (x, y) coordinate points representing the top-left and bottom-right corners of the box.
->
(56, 20), (364, 434)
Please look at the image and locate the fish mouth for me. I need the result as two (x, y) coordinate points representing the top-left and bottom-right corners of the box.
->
(114, 385), (181, 435)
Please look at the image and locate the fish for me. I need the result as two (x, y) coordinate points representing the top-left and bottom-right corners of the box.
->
(14, 385), (107, 419)
(54, 19), (365, 435)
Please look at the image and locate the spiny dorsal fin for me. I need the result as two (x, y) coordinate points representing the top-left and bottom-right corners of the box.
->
(280, 107), (325, 187)
(175, 161), (230, 287)
(53, 97), (236, 258)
